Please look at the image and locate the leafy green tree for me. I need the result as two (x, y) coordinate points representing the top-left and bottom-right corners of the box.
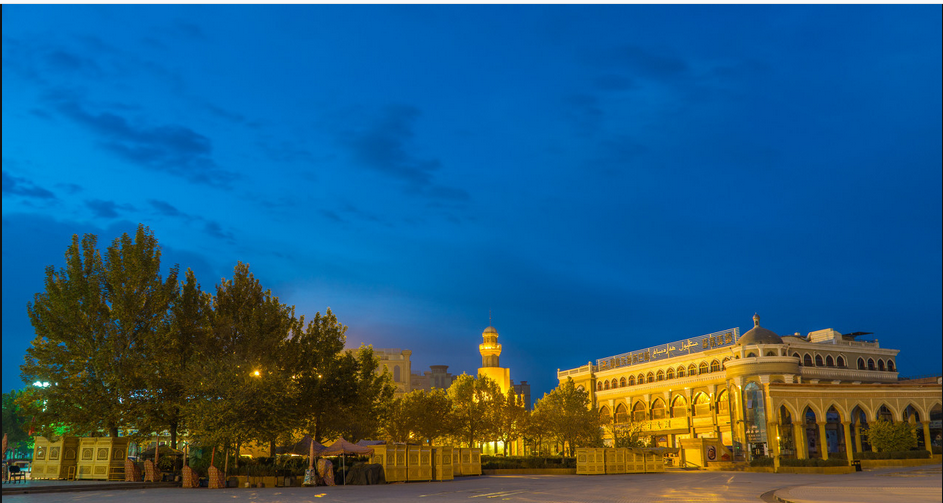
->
(383, 388), (453, 444)
(287, 309), (349, 443)
(496, 387), (527, 455)
(334, 345), (396, 443)
(2, 390), (32, 457)
(867, 420), (918, 452)
(523, 404), (551, 456)
(185, 262), (298, 455)
(448, 375), (502, 448)
(130, 269), (211, 448)
(22, 225), (178, 437)
(535, 377), (600, 456)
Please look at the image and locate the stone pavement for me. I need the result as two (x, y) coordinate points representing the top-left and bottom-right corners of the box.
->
(2, 463), (939, 503)
(772, 464), (942, 503)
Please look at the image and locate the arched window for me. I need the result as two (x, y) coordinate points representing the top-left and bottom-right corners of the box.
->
(671, 396), (688, 418)
(693, 393), (710, 416)
(804, 354), (814, 366)
(651, 399), (666, 420)
(710, 360), (721, 372)
(868, 359), (875, 371)
(666, 367), (674, 380)
(687, 364), (697, 376)
(716, 390), (729, 414)
(646, 372), (655, 384)
(677, 366), (686, 378)
(857, 358), (865, 370)
(764, 351), (775, 357)
(633, 401), (647, 422)
(638, 374), (645, 385)
(887, 360), (895, 371)
(837, 356), (846, 367)
(656, 370), (664, 381)
(878, 360), (885, 371)
(615, 403), (628, 424)
(628, 375), (636, 386)
(698, 362), (709, 375)
(722, 357), (730, 369)
(599, 406), (611, 423)
(825, 355), (834, 367)
(747, 352), (757, 358)
(877, 405), (893, 422)
(597, 381), (603, 392)
(815, 354), (824, 366)
(604, 380), (611, 390)
(611, 378), (619, 389)
(793, 352), (800, 363)
(620, 377), (626, 387)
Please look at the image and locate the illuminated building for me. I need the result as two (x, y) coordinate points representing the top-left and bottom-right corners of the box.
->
(558, 314), (942, 464)
(478, 326), (511, 394)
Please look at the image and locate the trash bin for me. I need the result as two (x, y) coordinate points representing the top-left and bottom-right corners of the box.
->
(851, 460), (861, 472)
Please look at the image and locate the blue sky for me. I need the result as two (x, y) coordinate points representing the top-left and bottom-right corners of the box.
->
(3, 5), (941, 403)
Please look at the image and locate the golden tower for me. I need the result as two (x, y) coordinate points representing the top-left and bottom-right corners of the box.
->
(477, 325), (511, 394)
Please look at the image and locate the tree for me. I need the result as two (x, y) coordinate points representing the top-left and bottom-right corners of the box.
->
(2, 390), (32, 458)
(130, 269), (211, 449)
(867, 420), (918, 453)
(22, 225), (178, 437)
(496, 387), (527, 456)
(383, 388), (453, 444)
(535, 377), (600, 456)
(334, 345), (396, 443)
(448, 375), (502, 448)
(184, 262), (298, 455)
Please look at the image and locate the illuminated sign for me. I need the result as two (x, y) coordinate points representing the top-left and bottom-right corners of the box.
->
(596, 327), (740, 370)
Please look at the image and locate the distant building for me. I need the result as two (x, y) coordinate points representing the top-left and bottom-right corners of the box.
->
(374, 348), (412, 397)
(512, 380), (532, 411)
(411, 365), (457, 392)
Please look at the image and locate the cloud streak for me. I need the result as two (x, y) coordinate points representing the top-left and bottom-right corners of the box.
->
(344, 105), (469, 202)
(2, 170), (56, 200)
(50, 97), (236, 187)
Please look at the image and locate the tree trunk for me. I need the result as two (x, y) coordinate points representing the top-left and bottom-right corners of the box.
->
(170, 420), (178, 449)
(269, 438), (276, 457)
(109, 426), (119, 437)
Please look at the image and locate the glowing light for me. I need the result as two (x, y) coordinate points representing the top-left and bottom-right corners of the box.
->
(33, 381), (51, 387)
(253, 370), (261, 377)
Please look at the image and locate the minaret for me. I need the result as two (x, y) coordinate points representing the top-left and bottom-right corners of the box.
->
(477, 325), (511, 394)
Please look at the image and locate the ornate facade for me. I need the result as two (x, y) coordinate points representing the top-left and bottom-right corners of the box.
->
(558, 314), (942, 463)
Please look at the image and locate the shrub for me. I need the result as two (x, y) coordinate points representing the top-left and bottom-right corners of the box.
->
(780, 457), (847, 467)
(932, 446), (941, 455)
(867, 420), (917, 453)
(853, 450), (930, 460)
(481, 455), (576, 469)
(749, 456), (773, 467)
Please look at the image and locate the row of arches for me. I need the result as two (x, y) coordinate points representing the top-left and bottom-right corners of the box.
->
(597, 358), (731, 391)
(600, 390), (730, 423)
(777, 402), (941, 458)
(789, 353), (895, 371)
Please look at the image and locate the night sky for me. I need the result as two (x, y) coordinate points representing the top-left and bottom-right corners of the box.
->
(3, 5), (941, 404)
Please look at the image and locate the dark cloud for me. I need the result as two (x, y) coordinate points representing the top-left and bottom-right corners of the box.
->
(594, 74), (637, 91)
(204, 221), (234, 242)
(148, 199), (183, 217)
(205, 103), (247, 124)
(2, 171), (56, 199)
(343, 105), (470, 202)
(85, 199), (133, 219)
(45, 50), (102, 76)
(55, 183), (83, 195)
(319, 209), (344, 223)
(49, 97), (236, 187)
(614, 45), (689, 81)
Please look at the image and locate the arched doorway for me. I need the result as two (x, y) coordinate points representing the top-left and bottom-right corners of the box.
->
(804, 407), (821, 458)
(903, 405), (923, 449)
(633, 401), (647, 422)
(825, 406), (844, 456)
(877, 404), (893, 422)
(931, 404), (942, 452)
(850, 406), (870, 453)
(779, 405), (796, 458)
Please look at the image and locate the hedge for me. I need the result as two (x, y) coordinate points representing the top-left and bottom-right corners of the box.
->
(853, 450), (930, 460)
(481, 456), (576, 470)
(779, 457), (847, 467)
